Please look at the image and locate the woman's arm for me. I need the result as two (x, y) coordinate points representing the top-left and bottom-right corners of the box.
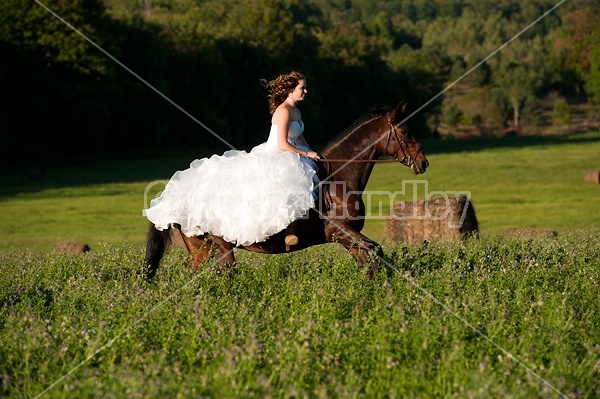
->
(273, 107), (304, 154)
(294, 134), (311, 151)
(294, 133), (319, 159)
(272, 107), (319, 159)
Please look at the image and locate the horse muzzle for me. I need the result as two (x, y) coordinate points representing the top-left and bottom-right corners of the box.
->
(409, 158), (428, 174)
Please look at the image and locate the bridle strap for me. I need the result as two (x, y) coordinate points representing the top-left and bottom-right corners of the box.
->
(319, 111), (423, 173)
(385, 113), (424, 167)
(386, 114), (405, 163)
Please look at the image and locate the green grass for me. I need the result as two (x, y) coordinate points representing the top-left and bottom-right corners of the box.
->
(1, 233), (598, 398)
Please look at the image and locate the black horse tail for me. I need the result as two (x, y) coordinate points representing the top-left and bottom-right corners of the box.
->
(144, 223), (171, 279)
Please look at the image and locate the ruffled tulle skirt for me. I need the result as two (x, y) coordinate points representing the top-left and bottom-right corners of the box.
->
(143, 143), (318, 246)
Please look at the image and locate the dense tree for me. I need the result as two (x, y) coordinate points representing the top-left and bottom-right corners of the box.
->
(553, 0), (600, 96)
(492, 64), (535, 127)
(490, 36), (554, 127)
(554, 1), (599, 73)
(0, 0), (117, 165)
(587, 28), (600, 103)
(0, 0), (595, 167)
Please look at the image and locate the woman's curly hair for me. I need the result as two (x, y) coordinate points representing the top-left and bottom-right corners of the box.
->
(261, 71), (305, 114)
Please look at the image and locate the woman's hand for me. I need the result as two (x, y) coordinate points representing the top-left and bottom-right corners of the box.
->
(303, 151), (320, 160)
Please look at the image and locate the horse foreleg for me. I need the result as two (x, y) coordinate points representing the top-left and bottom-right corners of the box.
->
(210, 236), (237, 274)
(335, 230), (383, 277)
(181, 234), (214, 273)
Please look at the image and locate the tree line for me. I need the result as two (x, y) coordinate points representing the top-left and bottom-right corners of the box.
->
(1, 0), (598, 167)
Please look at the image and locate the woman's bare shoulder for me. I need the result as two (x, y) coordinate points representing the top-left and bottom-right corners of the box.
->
(272, 105), (292, 124)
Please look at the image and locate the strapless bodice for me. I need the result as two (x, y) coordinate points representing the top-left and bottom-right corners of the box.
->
(266, 120), (304, 147)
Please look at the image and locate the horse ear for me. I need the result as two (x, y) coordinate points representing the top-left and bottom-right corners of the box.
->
(396, 101), (407, 114)
(392, 101), (407, 119)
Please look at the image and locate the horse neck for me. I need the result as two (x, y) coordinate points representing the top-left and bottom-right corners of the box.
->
(322, 117), (385, 192)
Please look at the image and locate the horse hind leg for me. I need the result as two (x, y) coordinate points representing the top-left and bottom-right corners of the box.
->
(180, 233), (236, 274)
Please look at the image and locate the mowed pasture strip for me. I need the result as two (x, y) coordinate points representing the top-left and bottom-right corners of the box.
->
(0, 131), (599, 251)
(0, 233), (598, 397)
(0, 182), (154, 251)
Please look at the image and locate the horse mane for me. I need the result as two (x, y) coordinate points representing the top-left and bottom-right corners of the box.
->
(321, 106), (391, 154)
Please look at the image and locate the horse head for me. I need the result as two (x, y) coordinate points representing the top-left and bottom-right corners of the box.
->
(381, 102), (429, 174)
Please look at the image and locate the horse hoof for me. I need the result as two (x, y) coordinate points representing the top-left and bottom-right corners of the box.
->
(285, 235), (298, 251)
(285, 235), (298, 245)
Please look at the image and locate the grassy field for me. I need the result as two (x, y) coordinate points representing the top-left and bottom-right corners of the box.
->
(0, 131), (598, 251)
(1, 232), (599, 398)
(1, 132), (599, 397)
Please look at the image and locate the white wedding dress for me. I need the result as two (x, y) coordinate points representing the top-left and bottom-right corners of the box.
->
(143, 121), (318, 245)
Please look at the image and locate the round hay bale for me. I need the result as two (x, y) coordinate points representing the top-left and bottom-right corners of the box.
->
(584, 170), (600, 184)
(54, 242), (90, 254)
(385, 195), (478, 244)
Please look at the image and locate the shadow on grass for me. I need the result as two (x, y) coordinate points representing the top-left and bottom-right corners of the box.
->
(0, 145), (229, 198)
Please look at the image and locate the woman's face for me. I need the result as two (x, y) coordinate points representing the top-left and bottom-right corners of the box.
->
(290, 79), (307, 102)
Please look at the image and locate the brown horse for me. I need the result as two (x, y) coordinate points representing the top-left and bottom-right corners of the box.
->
(144, 102), (428, 278)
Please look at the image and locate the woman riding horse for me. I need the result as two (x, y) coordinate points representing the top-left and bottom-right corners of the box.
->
(143, 74), (428, 278)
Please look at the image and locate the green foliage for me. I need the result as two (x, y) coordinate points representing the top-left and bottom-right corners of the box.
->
(457, 87), (506, 132)
(0, 0), (118, 164)
(490, 36), (555, 127)
(440, 101), (463, 127)
(586, 27), (600, 103)
(552, 98), (571, 125)
(0, 0), (109, 75)
(0, 233), (599, 397)
(520, 95), (544, 126)
(1, 0), (596, 166)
